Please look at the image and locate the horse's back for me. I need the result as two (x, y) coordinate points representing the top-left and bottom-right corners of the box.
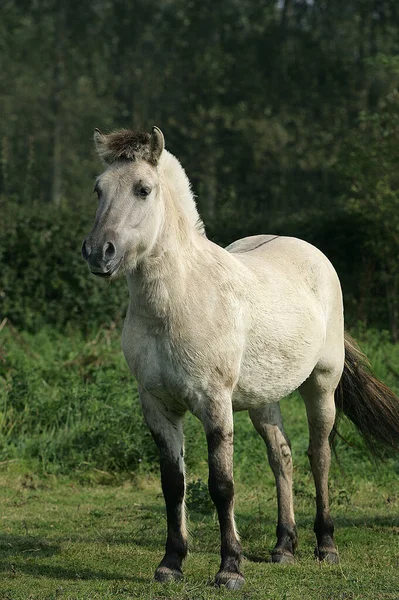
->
(226, 234), (336, 277)
(226, 234), (279, 255)
(227, 234), (342, 314)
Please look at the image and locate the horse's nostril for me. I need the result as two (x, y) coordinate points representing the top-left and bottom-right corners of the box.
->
(82, 239), (90, 261)
(103, 241), (116, 261)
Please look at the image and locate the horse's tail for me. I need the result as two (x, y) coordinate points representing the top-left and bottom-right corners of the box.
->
(334, 332), (399, 458)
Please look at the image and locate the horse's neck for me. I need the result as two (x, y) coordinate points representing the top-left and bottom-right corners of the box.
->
(126, 185), (204, 324)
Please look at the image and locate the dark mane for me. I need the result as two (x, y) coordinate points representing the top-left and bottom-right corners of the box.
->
(96, 129), (154, 164)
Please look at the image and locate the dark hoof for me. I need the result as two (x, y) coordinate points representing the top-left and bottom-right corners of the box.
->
(272, 552), (295, 564)
(215, 571), (245, 590)
(154, 566), (183, 582)
(315, 548), (339, 564)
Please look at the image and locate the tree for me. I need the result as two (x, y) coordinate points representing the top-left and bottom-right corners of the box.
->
(338, 61), (399, 339)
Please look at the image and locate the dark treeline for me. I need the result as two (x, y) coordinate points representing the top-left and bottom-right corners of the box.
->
(1, 0), (399, 338)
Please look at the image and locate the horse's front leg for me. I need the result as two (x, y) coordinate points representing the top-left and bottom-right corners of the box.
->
(139, 388), (187, 582)
(202, 401), (244, 590)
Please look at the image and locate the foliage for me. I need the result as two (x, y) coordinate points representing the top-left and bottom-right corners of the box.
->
(186, 479), (214, 515)
(2, 1), (399, 334)
(0, 324), (157, 475)
(0, 200), (127, 331)
(337, 87), (399, 340)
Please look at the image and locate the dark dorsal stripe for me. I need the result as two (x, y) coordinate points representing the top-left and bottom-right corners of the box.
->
(241, 235), (280, 253)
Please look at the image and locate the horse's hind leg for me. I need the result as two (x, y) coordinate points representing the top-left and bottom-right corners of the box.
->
(249, 403), (297, 563)
(299, 372), (339, 563)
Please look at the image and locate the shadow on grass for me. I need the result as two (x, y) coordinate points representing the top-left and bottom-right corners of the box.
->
(0, 527), (163, 553)
(238, 511), (399, 531)
(334, 514), (399, 528)
(0, 561), (147, 583)
(0, 533), (148, 582)
(0, 534), (60, 559)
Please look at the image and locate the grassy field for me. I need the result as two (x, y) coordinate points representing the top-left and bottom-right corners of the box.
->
(1, 458), (399, 600)
(1, 324), (399, 598)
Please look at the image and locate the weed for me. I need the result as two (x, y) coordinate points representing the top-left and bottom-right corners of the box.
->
(186, 479), (214, 514)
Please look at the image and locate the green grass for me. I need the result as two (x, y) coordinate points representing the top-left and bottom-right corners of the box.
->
(1, 324), (399, 597)
(1, 323), (399, 480)
(1, 463), (399, 599)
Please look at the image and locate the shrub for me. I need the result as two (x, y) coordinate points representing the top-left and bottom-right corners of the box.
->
(186, 479), (214, 514)
(0, 200), (127, 331)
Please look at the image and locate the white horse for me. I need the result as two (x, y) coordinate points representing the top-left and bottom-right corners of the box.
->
(82, 127), (399, 590)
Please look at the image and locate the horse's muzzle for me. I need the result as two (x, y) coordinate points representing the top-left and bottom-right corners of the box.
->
(82, 237), (120, 278)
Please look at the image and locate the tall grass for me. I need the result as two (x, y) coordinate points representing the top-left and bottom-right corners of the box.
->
(1, 321), (399, 483)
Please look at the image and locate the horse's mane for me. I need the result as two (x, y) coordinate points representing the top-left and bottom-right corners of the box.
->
(95, 128), (205, 236)
(159, 150), (206, 237)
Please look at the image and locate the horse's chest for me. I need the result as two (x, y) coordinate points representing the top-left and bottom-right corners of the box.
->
(122, 320), (202, 404)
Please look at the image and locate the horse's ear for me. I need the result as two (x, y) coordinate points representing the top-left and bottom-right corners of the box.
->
(150, 126), (164, 164)
(93, 128), (111, 163)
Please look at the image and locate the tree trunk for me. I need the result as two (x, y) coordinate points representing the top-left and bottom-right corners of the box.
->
(386, 275), (399, 343)
(51, 1), (66, 206)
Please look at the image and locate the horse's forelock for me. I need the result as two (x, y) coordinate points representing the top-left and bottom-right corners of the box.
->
(95, 129), (154, 164)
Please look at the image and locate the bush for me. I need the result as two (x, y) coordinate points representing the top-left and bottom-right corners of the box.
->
(0, 200), (127, 331)
(186, 478), (214, 514)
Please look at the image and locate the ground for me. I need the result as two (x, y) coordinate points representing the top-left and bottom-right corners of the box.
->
(1, 454), (398, 600)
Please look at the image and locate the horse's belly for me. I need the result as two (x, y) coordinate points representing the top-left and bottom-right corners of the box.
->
(233, 359), (314, 410)
(233, 317), (325, 410)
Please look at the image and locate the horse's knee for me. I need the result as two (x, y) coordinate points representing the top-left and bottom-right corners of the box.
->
(271, 445), (292, 474)
(160, 454), (185, 503)
(206, 427), (235, 506)
(209, 473), (234, 507)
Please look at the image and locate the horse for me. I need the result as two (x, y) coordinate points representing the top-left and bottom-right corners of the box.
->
(82, 126), (399, 590)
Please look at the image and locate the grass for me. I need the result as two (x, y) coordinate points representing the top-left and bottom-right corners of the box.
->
(1, 463), (399, 599)
(1, 323), (399, 597)
(1, 322), (399, 480)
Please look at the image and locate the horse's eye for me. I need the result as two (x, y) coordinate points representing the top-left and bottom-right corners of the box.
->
(137, 186), (151, 198)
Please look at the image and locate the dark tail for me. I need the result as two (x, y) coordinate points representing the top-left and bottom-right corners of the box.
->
(334, 332), (399, 459)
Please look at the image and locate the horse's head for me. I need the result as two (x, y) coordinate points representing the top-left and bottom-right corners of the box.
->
(82, 127), (165, 278)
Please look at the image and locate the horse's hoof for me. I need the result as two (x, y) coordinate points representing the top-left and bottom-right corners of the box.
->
(272, 552), (295, 564)
(315, 548), (339, 564)
(154, 566), (183, 582)
(215, 571), (245, 590)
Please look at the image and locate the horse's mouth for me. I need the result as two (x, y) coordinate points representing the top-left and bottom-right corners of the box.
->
(91, 270), (112, 278)
(90, 258), (123, 279)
